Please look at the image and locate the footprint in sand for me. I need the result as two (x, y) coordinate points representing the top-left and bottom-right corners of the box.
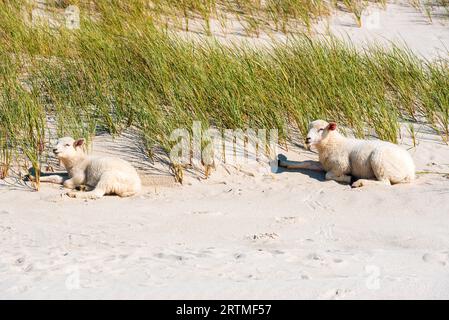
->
(153, 252), (186, 262)
(246, 232), (279, 241)
(274, 216), (301, 224)
(188, 210), (223, 216)
(422, 252), (449, 266)
(234, 253), (246, 260)
(319, 288), (352, 300)
(304, 252), (348, 268)
(300, 274), (310, 280)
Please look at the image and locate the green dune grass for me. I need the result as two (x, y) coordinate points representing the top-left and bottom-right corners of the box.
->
(0, 0), (448, 187)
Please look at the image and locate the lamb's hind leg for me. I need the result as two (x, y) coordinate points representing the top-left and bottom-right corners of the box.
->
(352, 150), (393, 188)
(325, 171), (352, 184)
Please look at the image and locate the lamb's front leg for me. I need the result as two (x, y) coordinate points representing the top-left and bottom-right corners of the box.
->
(278, 159), (324, 171)
(34, 174), (67, 184)
(325, 171), (352, 184)
(63, 176), (84, 189)
(351, 179), (391, 188)
(67, 187), (106, 200)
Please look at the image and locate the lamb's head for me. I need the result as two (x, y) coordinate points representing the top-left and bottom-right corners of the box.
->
(305, 120), (338, 149)
(53, 137), (85, 160)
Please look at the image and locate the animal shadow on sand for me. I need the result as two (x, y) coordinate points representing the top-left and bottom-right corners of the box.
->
(274, 154), (326, 182)
(275, 154), (363, 185)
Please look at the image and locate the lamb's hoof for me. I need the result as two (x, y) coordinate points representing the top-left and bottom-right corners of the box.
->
(24, 174), (35, 182)
(351, 180), (364, 188)
(66, 191), (77, 198)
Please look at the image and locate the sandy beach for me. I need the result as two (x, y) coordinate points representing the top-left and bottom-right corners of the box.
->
(1, 1), (449, 299)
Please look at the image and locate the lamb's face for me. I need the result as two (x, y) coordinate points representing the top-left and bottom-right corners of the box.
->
(305, 120), (336, 148)
(53, 137), (85, 160)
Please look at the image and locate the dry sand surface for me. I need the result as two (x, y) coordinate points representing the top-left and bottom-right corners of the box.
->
(316, 1), (449, 59)
(178, 1), (449, 59)
(1, 2), (449, 299)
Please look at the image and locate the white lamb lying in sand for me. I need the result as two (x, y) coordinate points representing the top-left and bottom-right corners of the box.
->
(303, 120), (415, 187)
(38, 137), (141, 199)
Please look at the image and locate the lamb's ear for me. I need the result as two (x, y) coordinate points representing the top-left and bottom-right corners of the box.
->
(73, 138), (85, 148)
(327, 122), (337, 131)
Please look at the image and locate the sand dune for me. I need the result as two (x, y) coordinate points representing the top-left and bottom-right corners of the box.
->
(1, 1), (449, 299)
(1, 122), (449, 299)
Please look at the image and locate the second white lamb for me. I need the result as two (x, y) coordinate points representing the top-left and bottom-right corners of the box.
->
(305, 120), (415, 187)
(39, 137), (141, 199)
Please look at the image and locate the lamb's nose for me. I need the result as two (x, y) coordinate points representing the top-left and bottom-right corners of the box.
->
(53, 148), (58, 153)
(305, 137), (311, 144)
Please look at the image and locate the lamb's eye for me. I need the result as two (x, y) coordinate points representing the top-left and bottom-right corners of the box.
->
(65, 144), (70, 147)
(318, 129), (324, 132)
